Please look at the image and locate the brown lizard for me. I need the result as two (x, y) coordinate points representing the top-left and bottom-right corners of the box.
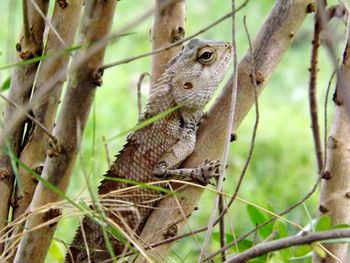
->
(68, 38), (232, 262)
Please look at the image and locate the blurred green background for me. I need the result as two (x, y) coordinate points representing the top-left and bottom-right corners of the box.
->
(0, 0), (347, 262)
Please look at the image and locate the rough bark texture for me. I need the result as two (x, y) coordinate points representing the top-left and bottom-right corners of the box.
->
(13, 1), (117, 262)
(13, 0), (82, 222)
(136, 0), (313, 261)
(315, 27), (350, 263)
(0, 0), (49, 254)
(151, 0), (186, 85)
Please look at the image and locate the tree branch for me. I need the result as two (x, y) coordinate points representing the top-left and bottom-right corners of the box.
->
(226, 229), (350, 263)
(0, 0), (49, 254)
(13, 1), (117, 262)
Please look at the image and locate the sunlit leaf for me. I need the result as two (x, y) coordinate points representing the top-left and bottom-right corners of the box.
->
(48, 240), (64, 261)
(331, 223), (350, 229)
(312, 243), (326, 258)
(246, 204), (273, 239)
(1, 76), (10, 90)
(294, 244), (312, 257)
(315, 215), (332, 232)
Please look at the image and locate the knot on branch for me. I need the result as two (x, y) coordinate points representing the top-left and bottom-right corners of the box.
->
(171, 26), (185, 43)
(43, 208), (62, 227)
(47, 139), (62, 158)
(163, 224), (178, 239)
(92, 68), (104, 86)
(319, 204), (329, 213)
(321, 170), (332, 180)
(57, 0), (69, 9)
(307, 3), (317, 13)
(250, 71), (264, 85)
(16, 42), (36, 60)
(10, 195), (22, 209)
(0, 167), (12, 179)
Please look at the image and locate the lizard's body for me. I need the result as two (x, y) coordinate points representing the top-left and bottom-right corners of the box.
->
(68, 39), (232, 262)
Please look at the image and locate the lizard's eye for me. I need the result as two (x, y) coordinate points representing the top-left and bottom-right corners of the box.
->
(197, 47), (216, 65)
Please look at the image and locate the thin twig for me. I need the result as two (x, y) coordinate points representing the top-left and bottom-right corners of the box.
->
(102, 136), (111, 166)
(226, 228), (350, 263)
(22, 0), (31, 46)
(309, 2), (324, 172)
(218, 195), (226, 261)
(323, 72), (335, 167)
(198, 0), (240, 259)
(100, 0), (249, 70)
(206, 177), (321, 261)
(0, 93), (56, 142)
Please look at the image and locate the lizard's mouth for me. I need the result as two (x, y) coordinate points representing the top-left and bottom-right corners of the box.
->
(212, 45), (232, 79)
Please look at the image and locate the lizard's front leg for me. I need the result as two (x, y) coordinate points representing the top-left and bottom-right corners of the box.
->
(153, 123), (220, 184)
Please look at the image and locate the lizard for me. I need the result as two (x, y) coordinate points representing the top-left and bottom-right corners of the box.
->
(67, 38), (232, 262)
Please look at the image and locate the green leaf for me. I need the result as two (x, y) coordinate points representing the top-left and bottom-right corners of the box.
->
(312, 243), (326, 258)
(275, 220), (288, 238)
(246, 204), (273, 239)
(293, 244), (312, 257)
(236, 239), (253, 252)
(1, 76), (10, 91)
(48, 240), (64, 261)
(274, 221), (290, 259)
(331, 223), (350, 229)
(315, 215), (332, 232)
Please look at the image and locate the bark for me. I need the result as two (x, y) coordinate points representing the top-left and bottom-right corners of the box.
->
(0, 0), (49, 254)
(136, 0), (313, 261)
(13, 0), (82, 222)
(13, 1), (117, 262)
(151, 0), (186, 85)
(314, 25), (350, 263)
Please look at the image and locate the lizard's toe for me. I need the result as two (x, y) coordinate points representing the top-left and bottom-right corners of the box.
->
(153, 161), (168, 178)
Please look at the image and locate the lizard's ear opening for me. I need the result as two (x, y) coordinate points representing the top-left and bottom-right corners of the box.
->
(183, 82), (193, 89)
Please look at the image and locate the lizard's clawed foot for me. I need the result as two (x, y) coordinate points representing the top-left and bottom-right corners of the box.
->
(192, 159), (221, 185)
(152, 159), (220, 185)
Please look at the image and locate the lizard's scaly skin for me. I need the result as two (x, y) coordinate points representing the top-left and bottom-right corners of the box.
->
(68, 39), (232, 262)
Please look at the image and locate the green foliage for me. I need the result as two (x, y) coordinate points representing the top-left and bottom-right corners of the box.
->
(1, 76), (10, 91)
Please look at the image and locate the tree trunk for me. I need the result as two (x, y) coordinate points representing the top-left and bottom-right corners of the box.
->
(314, 24), (350, 263)
(151, 0), (186, 85)
(13, 1), (117, 262)
(0, 0), (49, 254)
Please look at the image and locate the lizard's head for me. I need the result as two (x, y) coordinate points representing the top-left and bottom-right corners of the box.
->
(167, 38), (232, 109)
